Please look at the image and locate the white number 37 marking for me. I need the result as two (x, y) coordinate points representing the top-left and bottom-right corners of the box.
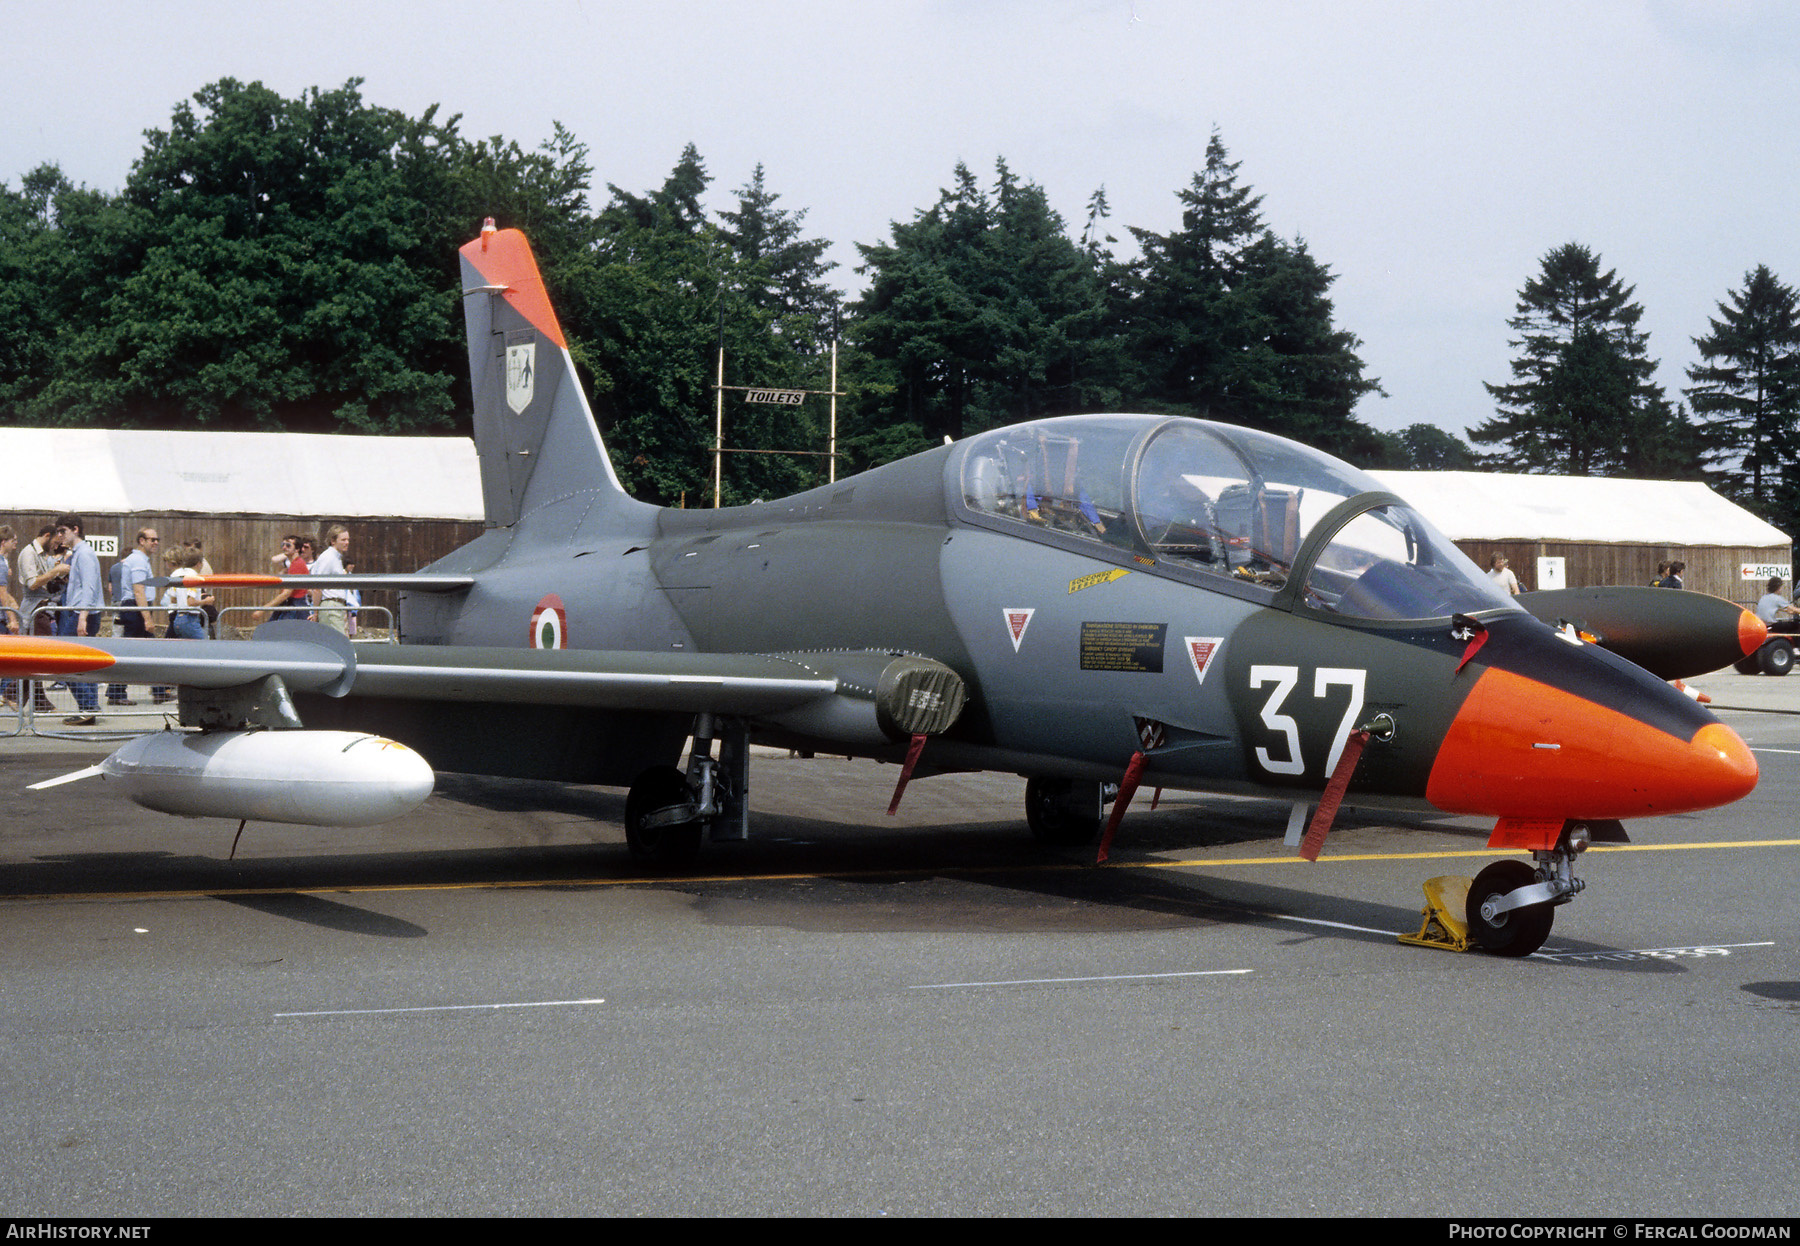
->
(1248, 664), (1366, 777)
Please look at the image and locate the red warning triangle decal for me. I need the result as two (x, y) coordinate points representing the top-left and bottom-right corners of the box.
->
(1184, 636), (1223, 686)
(1003, 607), (1036, 653)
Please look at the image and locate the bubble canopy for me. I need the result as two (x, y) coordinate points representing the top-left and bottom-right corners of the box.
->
(954, 415), (1519, 622)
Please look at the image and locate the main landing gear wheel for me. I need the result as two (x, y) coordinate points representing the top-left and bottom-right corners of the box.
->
(625, 765), (704, 867)
(1024, 777), (1105, 847)
(1465, 859), (1555, 957)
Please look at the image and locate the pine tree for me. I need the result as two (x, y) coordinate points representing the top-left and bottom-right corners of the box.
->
(1474, 243), (1665, 475)
(717, 164), (839, 349)
(1125, 131), (1265, 412)
(1080, 185), (1113, 259)
(1685, 265), (1800, 512)
(567, 149), (841, 505)
(1124, 131), (1379, 452)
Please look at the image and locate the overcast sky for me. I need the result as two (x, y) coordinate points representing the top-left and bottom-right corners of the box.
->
(7, 0), (1798, 439)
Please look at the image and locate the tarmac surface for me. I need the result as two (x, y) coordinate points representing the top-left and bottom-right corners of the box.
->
(1, 666), (1796, 1217)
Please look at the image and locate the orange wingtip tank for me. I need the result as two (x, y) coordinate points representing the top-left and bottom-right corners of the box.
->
(0, 636), (116, 676)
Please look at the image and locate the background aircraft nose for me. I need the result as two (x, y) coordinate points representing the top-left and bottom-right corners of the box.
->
(1425, 667), (1758, 819)
(1739, 609), (1768, 657)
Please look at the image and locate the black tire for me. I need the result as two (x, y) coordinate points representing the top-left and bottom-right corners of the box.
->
(1760, 639), (1793, 677)
(1466, 859), (1554, 957)
(625, 765), (704, 866)
(1735, 654), (1762, 675)
(1024, 777), (1105, 846)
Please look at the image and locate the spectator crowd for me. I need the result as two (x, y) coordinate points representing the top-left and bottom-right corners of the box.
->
(0, 518), (358, 723)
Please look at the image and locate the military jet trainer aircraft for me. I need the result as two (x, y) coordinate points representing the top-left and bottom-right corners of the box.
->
(2, 222), (1763, 957)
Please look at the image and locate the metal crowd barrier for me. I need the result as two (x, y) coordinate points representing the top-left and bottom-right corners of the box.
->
(23, 604), (187, 740)
(0, 607), (23, 737)
(214, 603), (395, 642)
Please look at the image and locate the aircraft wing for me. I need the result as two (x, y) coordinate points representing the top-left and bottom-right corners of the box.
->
(0, 622), (965, 738)
(0, 626), (361, 695)
(345, 645), (840, 714)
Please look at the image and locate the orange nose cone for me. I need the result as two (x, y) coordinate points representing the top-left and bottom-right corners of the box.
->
(1687, 721), (1759, 806)
(1427, 668), (1759, 819)
(1738, 609), (1768, 657)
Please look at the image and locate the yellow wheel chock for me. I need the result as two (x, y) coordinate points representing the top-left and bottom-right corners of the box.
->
(1397, 875), (1475, 951)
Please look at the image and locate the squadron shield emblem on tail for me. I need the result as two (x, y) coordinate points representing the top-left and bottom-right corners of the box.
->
(506, 340), (536, 414)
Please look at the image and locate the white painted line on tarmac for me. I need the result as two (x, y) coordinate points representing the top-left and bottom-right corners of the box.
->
(1748, 747), (1800, 754)
(1531, 941), (1774, 963)
(910, 969), (1252, 989)
(276, 997), (606, 1018)
(1265, 912), (1403, 937)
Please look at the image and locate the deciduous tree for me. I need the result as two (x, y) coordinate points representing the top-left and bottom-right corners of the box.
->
(29, 79), (472, 433)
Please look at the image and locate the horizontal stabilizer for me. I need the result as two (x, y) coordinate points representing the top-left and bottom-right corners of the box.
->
(146, 573), (475, 593)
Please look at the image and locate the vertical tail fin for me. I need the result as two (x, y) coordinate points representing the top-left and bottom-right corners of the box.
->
(459, 221), (627, 527)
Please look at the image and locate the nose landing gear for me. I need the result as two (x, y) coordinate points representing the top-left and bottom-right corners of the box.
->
(1404, 822), (1610, 957)
(1465, 859), (1560, 956)
(1464, 825), (1599, 956)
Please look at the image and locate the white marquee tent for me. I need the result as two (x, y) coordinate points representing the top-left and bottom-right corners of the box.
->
(1369, 470), (1788, 547)
(4, 428), (483, 520)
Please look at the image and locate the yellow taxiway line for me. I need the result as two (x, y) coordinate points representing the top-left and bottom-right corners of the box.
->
(4, 838), (1799, 904)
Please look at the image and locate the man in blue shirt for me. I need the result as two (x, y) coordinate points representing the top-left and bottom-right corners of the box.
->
(108, 527), (169, 705)
(54, 514), (102, 724)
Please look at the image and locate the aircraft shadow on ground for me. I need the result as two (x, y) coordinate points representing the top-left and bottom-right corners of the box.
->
(0, 842), (625, 897)
(1, 775), (1687, 968)
(213, 891), (428, 938)
(430, 772), (626, 820)
(675, 802), (1696, 970)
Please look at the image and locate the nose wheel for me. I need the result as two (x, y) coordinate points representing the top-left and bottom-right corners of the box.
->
(1465, 859), (1555, 956)
(1467, 833), (1593, 956)
(1408, 826), (1603, 957)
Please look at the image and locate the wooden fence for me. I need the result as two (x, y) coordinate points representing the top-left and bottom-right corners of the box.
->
(0, 511), (487, 633)
(1453, 540), (1792, 608)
